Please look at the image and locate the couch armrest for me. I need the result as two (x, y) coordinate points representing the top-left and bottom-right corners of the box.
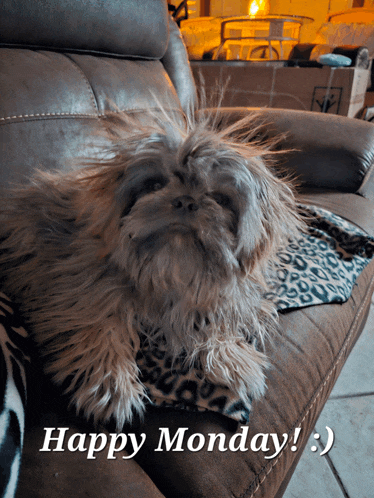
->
(201, 107), (374, 200)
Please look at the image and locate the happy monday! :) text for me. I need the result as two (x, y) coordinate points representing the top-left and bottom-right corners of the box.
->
(39, 427), (297, 460)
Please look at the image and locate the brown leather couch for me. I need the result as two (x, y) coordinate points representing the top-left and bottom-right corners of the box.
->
(1, 1), (374, 497)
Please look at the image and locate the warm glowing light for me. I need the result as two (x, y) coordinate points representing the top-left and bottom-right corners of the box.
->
(248, 0), (269, 17)
(249, 0), (259, 16)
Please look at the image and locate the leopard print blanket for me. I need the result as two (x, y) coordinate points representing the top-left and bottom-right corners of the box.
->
(1, 205), (374, 498)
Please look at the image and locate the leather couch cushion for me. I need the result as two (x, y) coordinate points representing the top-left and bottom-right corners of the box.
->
(0, 0), (169, 59)
(0, 49), (182, 187)
(16, 424), (165, 498)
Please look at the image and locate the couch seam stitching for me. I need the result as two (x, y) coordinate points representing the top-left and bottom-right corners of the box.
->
(0, 112), (99, 121)
(62, 53), (99, 113)
(0, 107), (183, 123)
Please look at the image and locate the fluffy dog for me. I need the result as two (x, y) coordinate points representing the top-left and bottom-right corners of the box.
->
(0, 109), (301, 429)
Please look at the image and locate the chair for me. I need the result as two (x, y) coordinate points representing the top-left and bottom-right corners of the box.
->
(212, 16), (307, 61)
(1, 1), (374, 497)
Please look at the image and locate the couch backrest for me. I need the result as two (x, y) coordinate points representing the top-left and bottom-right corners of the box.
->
(0, 0), (170, 58)
(0, 0), (196, 186)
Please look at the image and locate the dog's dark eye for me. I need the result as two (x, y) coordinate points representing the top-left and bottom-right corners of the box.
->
(211, 192), (233, 209)
(142, 177), (167, 194)
(121, 176), (168, 219)
(151, 182), (163, 191)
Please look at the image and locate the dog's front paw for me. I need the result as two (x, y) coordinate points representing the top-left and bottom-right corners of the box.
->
(71, 371), (146, 430)
(199, 340), (268, 402)
(50, 354), (146, 430)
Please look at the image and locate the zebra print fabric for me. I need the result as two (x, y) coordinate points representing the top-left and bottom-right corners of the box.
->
(0, 293), (29, 498)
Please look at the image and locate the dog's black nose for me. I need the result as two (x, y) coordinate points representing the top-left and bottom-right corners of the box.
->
(171, 195), (199, 212)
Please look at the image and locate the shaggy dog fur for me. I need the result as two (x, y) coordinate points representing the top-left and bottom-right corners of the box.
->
(0, 109), (301, 429)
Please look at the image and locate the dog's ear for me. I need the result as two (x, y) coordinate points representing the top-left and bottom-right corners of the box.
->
(71, 168), (127, 259)
(3, 168), (125, 262)
(1, 177), (78, 252)
(235, 165), (301, 279)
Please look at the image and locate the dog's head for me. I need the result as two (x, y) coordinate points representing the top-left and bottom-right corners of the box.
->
(73, 112), (301, 322)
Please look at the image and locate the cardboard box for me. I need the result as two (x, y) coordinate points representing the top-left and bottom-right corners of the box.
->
(191, 61), (371, 118)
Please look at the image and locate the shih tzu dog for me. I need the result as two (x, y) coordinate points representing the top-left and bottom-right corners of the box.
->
(0, 107), (301, 429)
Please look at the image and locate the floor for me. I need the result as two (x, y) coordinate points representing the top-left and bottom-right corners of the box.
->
(283, 297), (374, 498)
